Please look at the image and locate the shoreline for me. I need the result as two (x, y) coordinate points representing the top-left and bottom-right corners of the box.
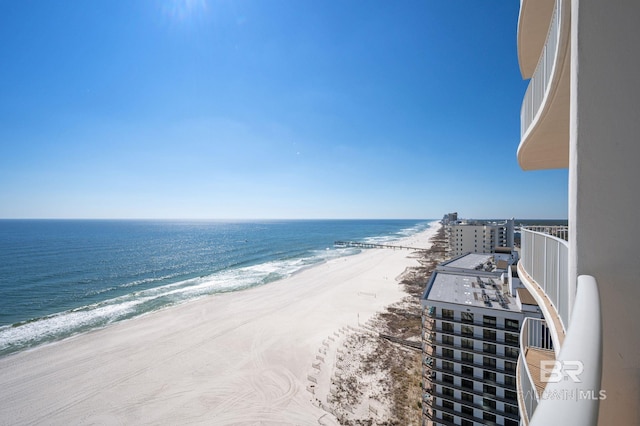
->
(316, 222), (447, 424)
(0, 220), (435, 358)
(0, 222), (440, 425)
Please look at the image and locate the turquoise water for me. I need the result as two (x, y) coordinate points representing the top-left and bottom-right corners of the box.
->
(0, 219), (432, 356)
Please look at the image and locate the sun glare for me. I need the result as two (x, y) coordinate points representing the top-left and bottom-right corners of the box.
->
(163, 0), (208, 22)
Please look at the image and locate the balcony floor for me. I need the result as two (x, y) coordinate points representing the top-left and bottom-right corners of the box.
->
(525, 347), (555, 396)
(517, 262), (566, 346)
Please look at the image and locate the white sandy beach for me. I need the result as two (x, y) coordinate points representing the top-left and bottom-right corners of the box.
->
(0, 223), (439, 425)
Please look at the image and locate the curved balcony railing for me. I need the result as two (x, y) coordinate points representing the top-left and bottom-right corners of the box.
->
(518, 317), (554, 424)
(522, 276), (602, 426)
(520, 0), (562, 137)
(521, 225), (568, 241)
(520, 226), (570, 331)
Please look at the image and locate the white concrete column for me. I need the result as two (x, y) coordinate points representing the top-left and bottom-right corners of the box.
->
(569, 0), (640, 424)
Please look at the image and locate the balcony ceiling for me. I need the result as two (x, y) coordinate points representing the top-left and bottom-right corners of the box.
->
(518, 0), (557, 78)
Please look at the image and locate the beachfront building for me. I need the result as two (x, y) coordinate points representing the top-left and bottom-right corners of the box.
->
(445, 219), (514, 257)
(441, 212), (458, 226)
(420, 253), (541, 426)
(515, 0), (639, 424)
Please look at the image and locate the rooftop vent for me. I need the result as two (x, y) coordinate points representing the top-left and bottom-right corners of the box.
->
(481, 289), (493, 307)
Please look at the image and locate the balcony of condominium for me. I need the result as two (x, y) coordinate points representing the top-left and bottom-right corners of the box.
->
(517, 0), (571, 170)
(516, 227), (601, 425)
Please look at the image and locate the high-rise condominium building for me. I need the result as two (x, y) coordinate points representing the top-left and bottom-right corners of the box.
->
(421, 253), (541, 426)
(445, 219), (514, 257)
(515, 0), (639, 424)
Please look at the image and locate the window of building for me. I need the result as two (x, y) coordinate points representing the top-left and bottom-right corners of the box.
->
(442, 413), (454, 423)
(442, 400), (454, 410)
(483, 343), (496, 354)
(504, 361), (517, 373)
(505, 347), (519, 359)
(442, 335), (454, 346)
(505, 332), (519, 345)
(483, 315), (497, 327)
(461, 312), (474, 324)
(442, 361), (454, 372)
(442, 348), (454, 359)
(505, 318), (519, 331)
(483, 370), (496, 382)
(505, 390), (518, 401)
(461, 379), (474, 390)
(483, 384), (496, 395)
(483, 329), (496, 341)
(442, 374), (454, 384)
(483, 398), (496, 410)
(461, 405), (474, 416)
(504, 375), (516, 387)
(461, 352), (474, 363)
(461, 338), (474, 350)
(483, 412), (497, 423)
(461, 365), (474, 377)
(461, 420), (474, 426)
(442, 308), (454, 319)
(461, 392), (474, 403)
(442, 322), (454, 332)
(461, 325), (474, 337)
(505, 419), (519, 426)
(442, 386), (454, 397)
(505, 404), (519, 415)
(483, 356), (496, 368)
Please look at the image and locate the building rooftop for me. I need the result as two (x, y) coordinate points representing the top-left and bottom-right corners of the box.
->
(440, 252), (513, 272)
(448, 219), (513, 227)
(423, 270), (520, 312)
(441, 253), (493, 269)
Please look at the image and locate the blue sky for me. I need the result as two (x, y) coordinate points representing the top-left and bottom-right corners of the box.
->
(0, 0), (567, 219)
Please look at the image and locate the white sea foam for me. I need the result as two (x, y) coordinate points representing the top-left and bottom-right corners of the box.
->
(0, 300), (143, 353)
(0, 245), (362, 355)
(120, 273), (184, 288)
(362, 222), (429, 245)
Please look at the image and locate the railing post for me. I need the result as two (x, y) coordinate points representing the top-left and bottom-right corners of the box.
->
(557, 240), (561, 317)
(542, 233), (547, 291)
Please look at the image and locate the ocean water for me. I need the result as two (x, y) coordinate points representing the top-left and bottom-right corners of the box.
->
(0, 219), (432, 356)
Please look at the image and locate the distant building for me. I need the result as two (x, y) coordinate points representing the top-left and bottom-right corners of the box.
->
(442, 212), (458, 225)
(445, 219), (514, 257)
(421, 253), (541, 426)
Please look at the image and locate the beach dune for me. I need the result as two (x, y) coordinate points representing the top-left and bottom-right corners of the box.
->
(0, 224), (438, 425)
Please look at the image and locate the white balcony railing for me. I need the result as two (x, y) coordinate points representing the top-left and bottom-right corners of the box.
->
(520, 0), (562, 137)
(520, 226), (570, 330)
(518, 224), (602, 425)
(518, 317), (554, 423)
(524, 276), (603, 426)
(522, 225), (568, 241)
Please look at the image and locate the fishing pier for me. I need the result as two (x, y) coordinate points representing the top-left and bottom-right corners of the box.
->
(333, 241), (428, 251)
